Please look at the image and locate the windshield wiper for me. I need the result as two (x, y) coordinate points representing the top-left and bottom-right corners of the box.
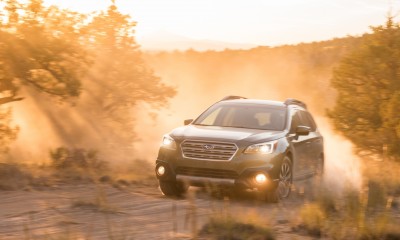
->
(225, 125), (271, 130)
(224, 125), (250, 129)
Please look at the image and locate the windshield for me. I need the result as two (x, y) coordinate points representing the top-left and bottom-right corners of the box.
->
(193, 103), (287, 131)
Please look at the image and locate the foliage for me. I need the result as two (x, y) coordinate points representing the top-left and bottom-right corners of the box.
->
(0, 0), (89, 151)
(0, 0), (89, 104)
(365, 160), (400, 196)
(0, 1), (176, 154)
(329, 17), (400, 159)
(0, 107), (18, 152)
(76, 4), (176, 150)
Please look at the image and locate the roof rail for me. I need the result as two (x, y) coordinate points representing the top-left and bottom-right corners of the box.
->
(284, 98), (307, 109)
(220, 95), (247, 101)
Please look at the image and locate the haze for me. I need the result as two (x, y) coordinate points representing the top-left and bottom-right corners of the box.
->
(44, 0), (392, 49)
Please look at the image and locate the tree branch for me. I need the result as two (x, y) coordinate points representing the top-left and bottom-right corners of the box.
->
(0, 96), (24, 105)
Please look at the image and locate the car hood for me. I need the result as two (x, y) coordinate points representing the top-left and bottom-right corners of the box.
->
(170, 125), (286, 143)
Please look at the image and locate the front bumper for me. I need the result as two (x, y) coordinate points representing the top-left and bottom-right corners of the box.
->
(176, 175), (235, 186)
(155, 146), (282, 189)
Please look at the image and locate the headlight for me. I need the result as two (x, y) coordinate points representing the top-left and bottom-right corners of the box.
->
(244, 141), (277, 154)
(161, 135), (176, 150)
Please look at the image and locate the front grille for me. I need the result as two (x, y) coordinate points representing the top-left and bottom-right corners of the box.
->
(181, 140), (237, 161)
(176, 167), (239, 179)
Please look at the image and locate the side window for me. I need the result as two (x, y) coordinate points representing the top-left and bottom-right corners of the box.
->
(305, 112), (317, 131)
(299, 111), (317, 131)
(290, 111), (302, 133)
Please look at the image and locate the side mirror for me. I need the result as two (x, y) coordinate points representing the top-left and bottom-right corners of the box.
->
(184, 119), (193, 125)
(296, 125), (311, 136)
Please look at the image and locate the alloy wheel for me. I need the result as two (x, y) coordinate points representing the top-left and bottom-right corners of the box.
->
(277, 158), (292, 198)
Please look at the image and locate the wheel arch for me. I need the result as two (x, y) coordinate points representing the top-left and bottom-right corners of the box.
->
(286, 151), (293, 165)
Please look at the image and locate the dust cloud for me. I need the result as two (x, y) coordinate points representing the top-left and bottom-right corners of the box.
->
(4, 44), (362, 189)
(133, 49), (362, 189)
(315, 117), (362, 189)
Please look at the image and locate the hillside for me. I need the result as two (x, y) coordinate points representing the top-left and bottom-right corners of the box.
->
(143, 36), (363, 115)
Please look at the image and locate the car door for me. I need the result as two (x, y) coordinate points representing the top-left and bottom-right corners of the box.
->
(299, 111), (323, 174)
(288, 110), (309, 178)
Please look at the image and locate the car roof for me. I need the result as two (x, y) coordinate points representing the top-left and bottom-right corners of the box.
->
(219, 99), (308, 111)
(219, 99), (287, 107)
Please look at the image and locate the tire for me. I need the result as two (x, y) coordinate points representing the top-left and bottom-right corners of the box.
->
(159, 180), (188, 197)
(266, 156), (293, 203)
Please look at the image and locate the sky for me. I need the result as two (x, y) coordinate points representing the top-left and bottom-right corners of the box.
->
(44, 0), (395, 47)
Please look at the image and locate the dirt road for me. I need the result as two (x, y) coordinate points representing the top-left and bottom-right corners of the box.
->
(0, 180), (316, 239)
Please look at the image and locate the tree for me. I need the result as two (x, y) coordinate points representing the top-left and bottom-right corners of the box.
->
(0, 0), (88, 104)
(0, 0), (89, 151)
(71, 4), (176, 158)
(0, 1), (175, 158)
(329, 17), (400, 159)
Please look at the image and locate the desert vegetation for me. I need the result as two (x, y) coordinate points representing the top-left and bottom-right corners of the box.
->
(0, 0), (175, 163)
(295, 182), (400, 239)
(199, 214), (275, 240)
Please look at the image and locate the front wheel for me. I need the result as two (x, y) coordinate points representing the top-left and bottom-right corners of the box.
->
(159, 180), (188, 197)
(267, 156), (293, 202)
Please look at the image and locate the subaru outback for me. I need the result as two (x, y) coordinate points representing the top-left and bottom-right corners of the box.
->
(155, 96), (324, 201)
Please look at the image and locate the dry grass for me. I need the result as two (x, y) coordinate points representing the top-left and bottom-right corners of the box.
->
(298, 203), (326, 237)
(295, 176), (400, 240)
(0, 148), (157, 193)
(71, 196), (118, 214)
(364, 159), (400, 196)
(0, 163), (33, 190)
(0, 163), (55, 190)
(296, 159), (400, 240)
(199, 213), (275, 240)
(50, 147), (108, 182)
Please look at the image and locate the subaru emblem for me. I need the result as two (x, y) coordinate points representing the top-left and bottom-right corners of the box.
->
(202, 144), (214, 150)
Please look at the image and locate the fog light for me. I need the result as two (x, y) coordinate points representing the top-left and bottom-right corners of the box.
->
(157, 166), (166, 176)
(255, 173), (267, 184)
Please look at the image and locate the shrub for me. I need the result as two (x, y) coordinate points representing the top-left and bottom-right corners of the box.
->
(297, 187), (400, 239)
(50, 147), (108, 182)
(0, 163), (32, 190)
(50, 147), (107, 171)
(199, 215), (275, 240)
